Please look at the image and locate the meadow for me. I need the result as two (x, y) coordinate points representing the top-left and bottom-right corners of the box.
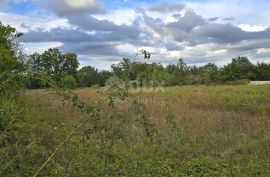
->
(1, 84), (270, 176)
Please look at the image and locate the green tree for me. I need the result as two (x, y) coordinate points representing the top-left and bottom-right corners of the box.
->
(64, 75), (76, 89)
(0, 22), (24, 73)
(27, 48), (79, 88)
(254, 62), (270, 81)
(219, 56), (255, 82)
(98, 70), (112, 86)
(78, 66), (99, 87)
(201, 63), (218, 84)
(0, 21), (24, 93)
(111, 58), (134, 80)
(0, 21), (24, 129)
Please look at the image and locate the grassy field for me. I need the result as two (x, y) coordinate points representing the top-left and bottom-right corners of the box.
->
(1, 85), (270, 176)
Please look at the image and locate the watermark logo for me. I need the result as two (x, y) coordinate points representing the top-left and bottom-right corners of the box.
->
(105, 75), (165, 93)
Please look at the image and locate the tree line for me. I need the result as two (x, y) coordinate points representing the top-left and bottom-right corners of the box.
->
(1, 20), (270, 90)
(26, 49), (270, 89)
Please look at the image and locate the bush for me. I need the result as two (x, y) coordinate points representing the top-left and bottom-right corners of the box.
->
(91, 84), (101, 89)
(105, 76), (124, 88)
(225, 79), (250, 85)
(64, 75), (76, 89)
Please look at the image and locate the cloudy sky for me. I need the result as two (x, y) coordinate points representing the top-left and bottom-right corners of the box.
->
(1, 0), (270, 69)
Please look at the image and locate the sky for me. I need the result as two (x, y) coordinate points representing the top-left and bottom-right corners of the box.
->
(1, 0), (270, 69)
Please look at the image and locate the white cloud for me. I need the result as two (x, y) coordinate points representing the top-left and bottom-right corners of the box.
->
(257, 48), (270, 54)
(22, 41), (63, 55)
(206, 49), (227, 57)
(62, 0), (100, 10)
(94, 9), (137, 25)
(238, 24), (269, 32)
(185, 0), (270, 26)
(0, 12), (73, 32)
(63, 0), (98, 9)
(2, 0), (270, 69)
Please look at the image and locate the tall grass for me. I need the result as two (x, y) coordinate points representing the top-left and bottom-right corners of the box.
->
(1, 85), (268, 176)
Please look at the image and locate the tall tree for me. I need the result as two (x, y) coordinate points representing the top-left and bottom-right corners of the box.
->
(0, 21), (24, 92)
(0, 21), (24, 75)
(219, 56), (255, 82)
(78, 66), (99, 87)
(201, 63), (218, 84)
(254, 62), (270, 81)
(27, 48), (79, 87)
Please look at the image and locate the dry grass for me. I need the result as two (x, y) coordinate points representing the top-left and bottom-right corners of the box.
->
(17, 85), (270, 176)
(24, 85), (270, 152)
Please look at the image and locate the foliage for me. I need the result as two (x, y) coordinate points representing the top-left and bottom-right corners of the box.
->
(219, 56), (255, 82)
(26, 48), (270, 88)
(27, 48), (79, 88)
(108, 56), (270, 87)
(63, 75), (76, 89)
(77, 66), (111, 87)
(0, 21), (24, 130)
(2, 21), (270, 177)
(225, 79), (250, 85)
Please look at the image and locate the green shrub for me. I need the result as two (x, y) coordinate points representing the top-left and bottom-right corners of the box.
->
(225, 79), (250, 85)
(63, 75), (76, 89)
(91, 84), (101, 89)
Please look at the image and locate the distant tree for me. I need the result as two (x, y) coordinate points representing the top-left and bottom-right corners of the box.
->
(64, 75), (76, 89)
(78, 66), (99, 87)
(62, 53), (80, 77)
(98, 70), (112, 86)
(0, 21), (25, 92)
(177, 58), (187, 72)
(254, 62), (270, 81)
(27, 48), (79, 88)
(0, 21), (24, 75)
(219, 56), (255, 82)
(201, 63), (218, 84)
(165, 58), (188, 85)
(0, 21), (25, 130)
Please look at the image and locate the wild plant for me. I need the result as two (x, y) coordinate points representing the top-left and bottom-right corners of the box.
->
(28, 50), (156, 176)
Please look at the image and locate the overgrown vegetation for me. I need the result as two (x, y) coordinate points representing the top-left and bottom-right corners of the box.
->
(1, 21), (270, 177)
(26, 51), (270, 89)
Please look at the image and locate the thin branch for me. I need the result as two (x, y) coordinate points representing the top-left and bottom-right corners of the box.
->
(0, 141), (35, 175)
(32, 114), (94, 177)
(32, 92), (59, 102)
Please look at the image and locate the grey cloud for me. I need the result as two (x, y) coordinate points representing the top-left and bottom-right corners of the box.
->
(0, 0), (6, 7)
(207, 17), (234, 22)
(167, 11), (205, 32)
(67, 14), (115, 31)
(163, 9), (270, 47)
(136, 8), (164, 37)
(38, 0), (103, 16)
(222, 17), (234, 21)
(167, 29), (190, 43)
(59, 14), (141, 42)
(228, 39), (270, 53)
(24, 29), (96, 43)
(207, 17), (220, 22)
(20, 1), (270, 68)
(149, 2), (186, 12)
(24, 29), (123, 60)
(23, 25), (146, 60)
(193, 24), (270, 44)
(172, 13), (182, 19)
(60, 42), (121, 57)
(24, 28), (138, 56)
(193, 23), (245, 43)
(165, 41), (184, 51)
